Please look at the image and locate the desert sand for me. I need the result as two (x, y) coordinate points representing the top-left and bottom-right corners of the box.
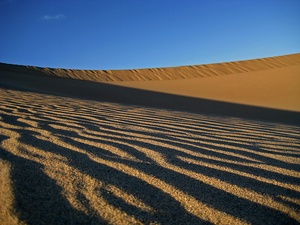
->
(0, 54), (300, 224)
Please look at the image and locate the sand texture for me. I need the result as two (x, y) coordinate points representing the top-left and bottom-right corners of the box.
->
(0, 54), (300, 224)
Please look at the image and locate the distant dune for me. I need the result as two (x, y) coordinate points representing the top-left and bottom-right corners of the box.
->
(1, 53), (300, 113)
(0, 54), (300, 224)
(1, 53), (300, 82)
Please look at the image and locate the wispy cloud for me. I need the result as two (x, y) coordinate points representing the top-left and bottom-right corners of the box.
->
(42, 14), (65, 21)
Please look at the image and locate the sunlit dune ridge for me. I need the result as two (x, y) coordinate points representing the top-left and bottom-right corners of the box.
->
(1, 89), (300, 224)
(1, 53), (300, 82)
(1, 53), (300, 113)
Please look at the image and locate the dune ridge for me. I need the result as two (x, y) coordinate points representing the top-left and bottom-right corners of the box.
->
(1, 53), (300, 82)
(1, 53), (300, 113)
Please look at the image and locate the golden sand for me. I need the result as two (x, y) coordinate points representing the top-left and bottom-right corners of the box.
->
(0, 54), (300, 224)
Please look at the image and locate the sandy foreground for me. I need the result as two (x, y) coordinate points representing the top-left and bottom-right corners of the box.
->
(0, 54), (300, 224)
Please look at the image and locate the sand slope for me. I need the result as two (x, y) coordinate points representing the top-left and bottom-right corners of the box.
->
(1, 53), (300, 112)
(0, 54), (300, 224)
(114, 64), (300, 112)
(1, 53), (300, 82)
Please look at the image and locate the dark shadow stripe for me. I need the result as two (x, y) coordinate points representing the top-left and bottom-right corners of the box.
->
(1, 71), (300, 125)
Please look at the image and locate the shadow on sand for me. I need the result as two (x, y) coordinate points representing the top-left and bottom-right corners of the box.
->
(0, 148), (106, 225)
(0, 71), (299, 125)
(1, 70), (300, 224)
(0, 110), (299, 224)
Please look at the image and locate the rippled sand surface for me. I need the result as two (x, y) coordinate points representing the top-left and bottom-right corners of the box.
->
(1, 89), (299, 224)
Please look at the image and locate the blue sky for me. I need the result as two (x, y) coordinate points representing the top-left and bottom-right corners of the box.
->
(1, 0), (299, 70)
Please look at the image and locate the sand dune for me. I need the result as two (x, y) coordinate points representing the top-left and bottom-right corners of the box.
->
(1, 53), (300, 112)
(0, 54), (300, 224)
(114, 64), (300, 112)
(1, 53), (300, 82)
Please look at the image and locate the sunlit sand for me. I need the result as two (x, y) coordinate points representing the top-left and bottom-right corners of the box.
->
(0, 54), (300, 224)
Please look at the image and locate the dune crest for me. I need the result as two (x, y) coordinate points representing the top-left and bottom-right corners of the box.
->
(1, 53), (300, 82)
(1, 53), (300, 112)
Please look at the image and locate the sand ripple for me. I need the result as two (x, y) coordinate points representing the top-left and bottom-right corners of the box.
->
(0, 89), (300, 224)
